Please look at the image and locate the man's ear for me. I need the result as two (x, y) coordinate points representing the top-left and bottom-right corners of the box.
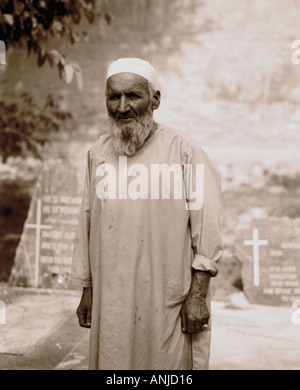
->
(152, 90), (161, 110)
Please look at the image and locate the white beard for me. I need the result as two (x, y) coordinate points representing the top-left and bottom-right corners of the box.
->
(108, 108), (155, 156)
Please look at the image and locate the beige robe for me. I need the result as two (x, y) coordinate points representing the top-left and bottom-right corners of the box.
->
(71, 124), (223, 370)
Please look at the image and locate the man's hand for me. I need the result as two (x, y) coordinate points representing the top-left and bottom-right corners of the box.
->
(76, 287), (92, 328)
(180, 271), (210, 334)
(180, 294), (210, 334)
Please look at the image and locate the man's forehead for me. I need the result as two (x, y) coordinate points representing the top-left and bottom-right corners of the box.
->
(106, 73), (149, 92)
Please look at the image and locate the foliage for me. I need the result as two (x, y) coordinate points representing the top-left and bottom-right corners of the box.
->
(0, 0), (111, 87)
(267, 172), (300, 191)
(0, 92), (72, 163)
(0, 180), (31, 282)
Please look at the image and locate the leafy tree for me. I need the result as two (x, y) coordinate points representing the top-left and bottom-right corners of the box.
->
(0, 1), (111, 163)
(0, 0), (111, 87)
(0, 92), (72, 163)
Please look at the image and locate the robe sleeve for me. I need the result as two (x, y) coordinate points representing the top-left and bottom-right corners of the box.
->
(71, 151), (93, 287)
(184, 143), (223, 277)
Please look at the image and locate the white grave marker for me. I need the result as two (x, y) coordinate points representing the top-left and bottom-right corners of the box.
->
(25, 198), (51, 288)
(244, 228), (268, 286)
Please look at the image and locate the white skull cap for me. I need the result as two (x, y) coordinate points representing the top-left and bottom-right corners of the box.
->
(106, 58), (158, 90)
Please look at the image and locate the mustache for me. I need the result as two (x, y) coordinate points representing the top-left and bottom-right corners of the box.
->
(115, 113), (137, 121)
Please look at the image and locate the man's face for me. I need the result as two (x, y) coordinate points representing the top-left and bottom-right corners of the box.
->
(106, 72), (160, 156)
(106, 72), (152, 123)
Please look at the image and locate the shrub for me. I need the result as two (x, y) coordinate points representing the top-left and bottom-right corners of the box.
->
(0, 180), (31, 282)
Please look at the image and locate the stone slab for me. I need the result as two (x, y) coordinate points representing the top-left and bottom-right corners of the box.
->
(235, 217), (300, 307)
(9, 159), (85, 289)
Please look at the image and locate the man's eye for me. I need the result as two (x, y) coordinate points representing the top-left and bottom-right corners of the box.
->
(127, 93), (140, 99)
(109, 95), (119, 100)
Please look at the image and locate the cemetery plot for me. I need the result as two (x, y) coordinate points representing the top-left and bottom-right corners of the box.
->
(9, 160), (84, 289)
(236, 218), (300, 307)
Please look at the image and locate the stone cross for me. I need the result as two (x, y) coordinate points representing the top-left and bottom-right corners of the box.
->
(244, 228), (268, 286)
(25, 198), (51, 288)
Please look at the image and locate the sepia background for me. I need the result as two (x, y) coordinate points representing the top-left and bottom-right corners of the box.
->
(0, 0), (300, 370)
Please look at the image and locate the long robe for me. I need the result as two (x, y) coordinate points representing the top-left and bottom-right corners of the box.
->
(71, 123), (223, 370)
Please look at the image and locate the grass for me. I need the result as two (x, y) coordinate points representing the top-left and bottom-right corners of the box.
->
(223, 185), (300, 220)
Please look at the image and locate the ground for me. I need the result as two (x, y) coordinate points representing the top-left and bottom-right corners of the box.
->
(1, 286), (300, 370)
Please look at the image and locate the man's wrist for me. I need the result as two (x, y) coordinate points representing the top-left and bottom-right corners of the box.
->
(190, 270), (210, 298)
(82, 286), (92, 297)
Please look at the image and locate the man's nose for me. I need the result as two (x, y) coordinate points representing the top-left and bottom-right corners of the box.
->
(118, 96), (130, 113)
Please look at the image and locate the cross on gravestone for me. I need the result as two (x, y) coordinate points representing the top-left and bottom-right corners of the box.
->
(236, 217), (300, 307)
(25, 198), (51, 288)
(9, 159), (85, 289)
(243, 228), (269, 287)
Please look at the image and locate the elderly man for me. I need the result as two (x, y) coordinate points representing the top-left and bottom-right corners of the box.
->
(72, 58), (223, 370)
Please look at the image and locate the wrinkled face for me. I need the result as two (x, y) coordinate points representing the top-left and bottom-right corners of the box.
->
(106, 72), (154, 123)
(106, 72), (160, 156)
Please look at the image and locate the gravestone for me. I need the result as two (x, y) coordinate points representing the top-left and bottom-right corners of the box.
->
(9, 159), (84, 289)
(0, 300), (5, 324)
(236, 217), (300, 307)
(0, 40), (5, 65)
